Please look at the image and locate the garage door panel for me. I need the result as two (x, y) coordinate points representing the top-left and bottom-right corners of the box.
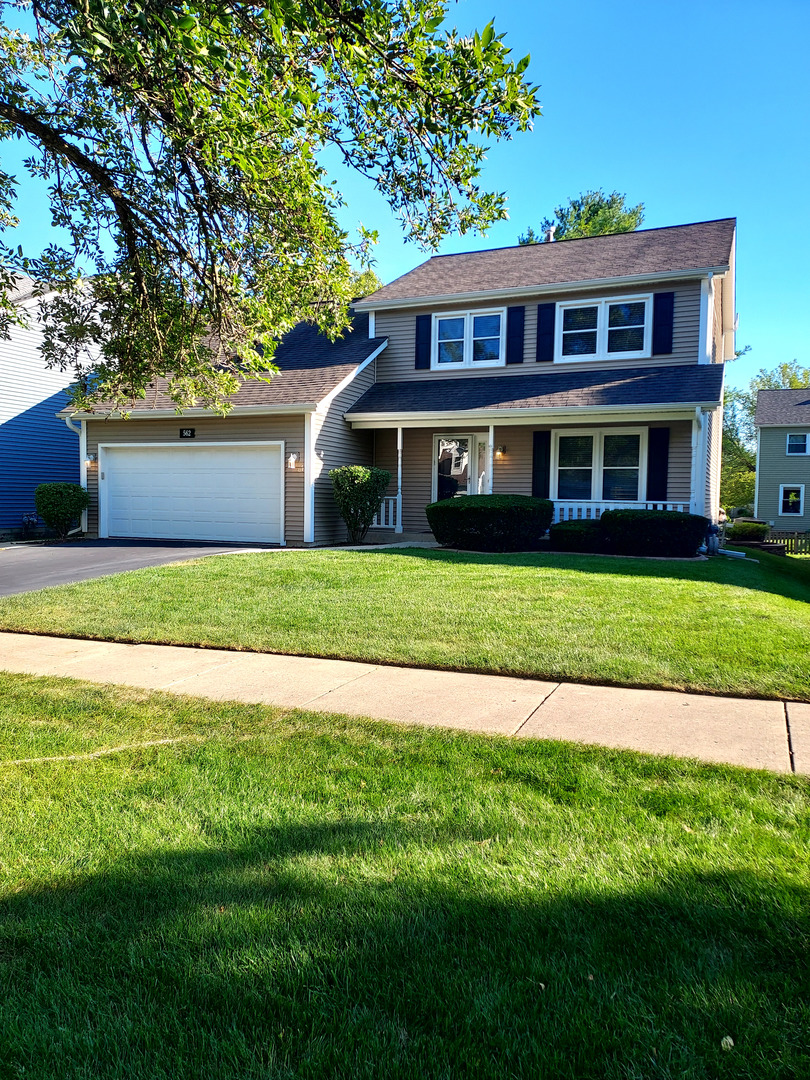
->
(103, 444), (283, 543)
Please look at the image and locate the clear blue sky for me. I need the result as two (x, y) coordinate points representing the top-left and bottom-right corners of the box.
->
(3, 0), (808, 392)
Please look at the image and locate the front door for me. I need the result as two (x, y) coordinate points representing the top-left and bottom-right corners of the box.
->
(433, 435), (488, 501)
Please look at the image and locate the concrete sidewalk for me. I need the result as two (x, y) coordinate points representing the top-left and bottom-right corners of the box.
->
(0, 631), (806, 775)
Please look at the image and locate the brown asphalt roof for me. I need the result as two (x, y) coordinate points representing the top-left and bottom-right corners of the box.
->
(78, 312), (385, 413)
(360, 219), (736, 305)
(755, 388), (810, 426)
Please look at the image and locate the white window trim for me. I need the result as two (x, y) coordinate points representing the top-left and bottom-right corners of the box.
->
(786, 432), (809, 456)
(551, 427), (648, 502)
(431, 308), (507, 370)
(778, 484), (805, 517)
(554, 294), (652, 364)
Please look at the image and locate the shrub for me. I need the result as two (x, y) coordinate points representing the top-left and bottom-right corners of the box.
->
(425, 494), (554, 552)
(598, 509), (709, 558)
(34, 483), (90, 539)
(727, 521), (769, 541)
(330, 465), (392, 543)
(548, 519), (602, 553)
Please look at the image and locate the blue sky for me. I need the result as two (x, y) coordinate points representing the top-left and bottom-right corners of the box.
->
(3, 0), (808, 391)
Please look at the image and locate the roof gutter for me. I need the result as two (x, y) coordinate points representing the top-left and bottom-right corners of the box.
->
(58, 402), (320, 420)
(355, 265), (731, 312)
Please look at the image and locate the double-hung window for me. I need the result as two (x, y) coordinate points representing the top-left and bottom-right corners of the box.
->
(432, 309), (506, 369)
(556, 295), (652, 362)
(786, 433), (809, 455)
(553, 429), (646, 502)
(779, 485), (804, 516)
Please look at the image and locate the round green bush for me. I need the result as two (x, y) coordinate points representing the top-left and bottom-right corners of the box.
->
(34, 483), (90, 539)
(548, 519), (602, 553)
(329, 465), (392, 543)
(425, 494), (553, 552)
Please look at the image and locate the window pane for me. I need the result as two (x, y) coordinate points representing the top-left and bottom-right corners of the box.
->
(607, 327), (645, 353)
(437, 317), (464, 341)
(473, 314), (500, 338)
(787, 434), (808, 454)
(603, 469), (639, 500)
(563, 307), (598, 331)
(438, 340), (464, 364)
(558, 469), (592, 500)
(608, 301), (645, 327)
(559, 436), (593, 468)
(473, 338), (500, 362)
(603, 434), (640, 468)
(562, 331), (598, 356)
(781, 488), (802, 514)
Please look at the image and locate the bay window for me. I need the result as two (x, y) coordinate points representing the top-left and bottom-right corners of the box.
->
(553, 429), (646, 502)
(432, 309), (506, 369)
(556, 295), (651, 362)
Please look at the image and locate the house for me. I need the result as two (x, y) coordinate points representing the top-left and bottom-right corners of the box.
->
(0, 277), (80, 534)
(60, 218), (736, 545)
(754, 389), (810, 529)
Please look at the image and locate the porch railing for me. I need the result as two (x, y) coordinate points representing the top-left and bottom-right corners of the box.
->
(553, 500), (690, 523)
(370, 496), (398, 530)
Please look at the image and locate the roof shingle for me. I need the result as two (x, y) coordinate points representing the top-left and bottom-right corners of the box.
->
(755, 388), (810, 426)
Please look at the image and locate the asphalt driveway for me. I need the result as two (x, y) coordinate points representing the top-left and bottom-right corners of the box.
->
(0, 539), (269, 597)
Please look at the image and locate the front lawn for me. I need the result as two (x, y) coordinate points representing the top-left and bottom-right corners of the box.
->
(1, 673), (808, 1079)
(1, 547), (809, 700)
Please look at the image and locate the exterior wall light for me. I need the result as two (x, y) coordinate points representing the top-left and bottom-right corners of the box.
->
(495, 445), (507, 457)
(287, 452), (299, 470)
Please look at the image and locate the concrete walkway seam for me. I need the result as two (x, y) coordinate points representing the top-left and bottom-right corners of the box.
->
(784, 702), (796, 774)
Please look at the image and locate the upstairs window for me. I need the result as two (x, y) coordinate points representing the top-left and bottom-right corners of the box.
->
(432, 309), (505, 369)
(787, 433), (809, 455)
(556, 295), (652, 362)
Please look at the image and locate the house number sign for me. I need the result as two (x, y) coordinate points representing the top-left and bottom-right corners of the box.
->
(179, 428), (196, 438)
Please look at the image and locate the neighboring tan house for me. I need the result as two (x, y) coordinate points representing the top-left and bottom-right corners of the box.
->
(60, 217), (736, 545)
(754, 389), (810, 529)
(0, 277), (80, 533)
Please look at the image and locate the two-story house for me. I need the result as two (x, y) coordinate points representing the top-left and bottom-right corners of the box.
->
(754, 389), (810, 529)
(60, 218), (735, 544)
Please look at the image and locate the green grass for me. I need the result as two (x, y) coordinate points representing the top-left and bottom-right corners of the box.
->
(1, 672), (808, 1079)
(1, 547), (809, 700)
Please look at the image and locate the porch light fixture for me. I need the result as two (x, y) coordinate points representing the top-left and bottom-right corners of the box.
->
(287, 452), (299, 469)
(496, 445), (507, 457)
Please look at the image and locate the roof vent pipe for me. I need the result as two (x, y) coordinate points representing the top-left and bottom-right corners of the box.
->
(545, 226), (556, 243)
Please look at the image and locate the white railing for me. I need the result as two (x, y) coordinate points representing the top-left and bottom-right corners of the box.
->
(553, 500), (690, 523)
(370, 496), (398, 529)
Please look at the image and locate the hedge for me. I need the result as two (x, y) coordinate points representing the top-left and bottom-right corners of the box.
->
(727, 521), (769, 541)
(548, 519), (603, 553)
(33, 483), (90, 539)
(425, 494), (554, 552)
(598, 509), (709, 558)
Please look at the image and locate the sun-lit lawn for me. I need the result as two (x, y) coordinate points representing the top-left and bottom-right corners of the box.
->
(1, 672), (808, 1079)
(1, 547), (808, 700)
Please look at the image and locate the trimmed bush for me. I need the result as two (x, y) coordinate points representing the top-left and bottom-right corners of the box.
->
(598, 509), (709, 558)
(425, 494), (554, 552)
(34, 483), (90, 539)
(330, 465), (392, 543)
(548, 519), (602, 553)
(727, 521), (769, 541)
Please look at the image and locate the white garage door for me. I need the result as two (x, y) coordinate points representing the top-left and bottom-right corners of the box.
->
(101, 443), (284, 543)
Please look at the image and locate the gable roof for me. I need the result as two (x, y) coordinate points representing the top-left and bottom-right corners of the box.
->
(65, 312), (386, 415)
(359, 219), (736, 307)
(755, 388), (810, 426)
(346, 364), (724, 419)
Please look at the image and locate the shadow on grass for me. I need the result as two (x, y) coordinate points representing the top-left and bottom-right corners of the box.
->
(366, 545), (810, 605)
(2, 818), (807, 1080)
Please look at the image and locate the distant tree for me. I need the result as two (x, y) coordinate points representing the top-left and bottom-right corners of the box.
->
(519, 189), (644, 244)
(352, 269), (384, 299)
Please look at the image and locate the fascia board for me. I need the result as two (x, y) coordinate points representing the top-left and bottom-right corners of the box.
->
(59, 403), (319, 419)
(354, 266), (730, 312)
(346, 402), (718, 429)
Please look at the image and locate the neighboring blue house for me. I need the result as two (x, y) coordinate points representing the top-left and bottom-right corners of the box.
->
(0, 277), (80, 532)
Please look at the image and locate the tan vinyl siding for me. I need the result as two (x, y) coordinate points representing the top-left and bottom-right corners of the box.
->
(755, 427), (810, 528)
(372, 420), (695, 530)
(85, 414), (306, 543)
(374, 279), (701, 383)
(312, 363), (376, 544)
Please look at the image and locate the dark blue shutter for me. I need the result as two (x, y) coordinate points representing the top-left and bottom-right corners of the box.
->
(506, 306), (525, 364)
(646, 427), (670, 501)
(415, 313), (431, 369)
(532, 430), (551, 499)
(536, 303), (555, 363)
(652, 292), (675, 355)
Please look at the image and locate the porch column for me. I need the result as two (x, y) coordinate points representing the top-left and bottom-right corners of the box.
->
(487, 424), (495, 494)
(395, 426), (403, 533)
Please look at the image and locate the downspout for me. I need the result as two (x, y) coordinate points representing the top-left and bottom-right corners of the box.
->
(63, 415), (88, 534)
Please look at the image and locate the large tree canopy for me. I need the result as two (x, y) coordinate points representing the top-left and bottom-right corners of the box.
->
(0, 0), (539, 410)
(519, 189), (644, 245)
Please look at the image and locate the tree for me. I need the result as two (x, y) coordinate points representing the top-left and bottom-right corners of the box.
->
(0, 1), (539, 411)
(518, 189), (643, 245)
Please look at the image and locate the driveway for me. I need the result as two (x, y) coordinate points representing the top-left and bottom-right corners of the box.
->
(0, 539), (268, 597)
